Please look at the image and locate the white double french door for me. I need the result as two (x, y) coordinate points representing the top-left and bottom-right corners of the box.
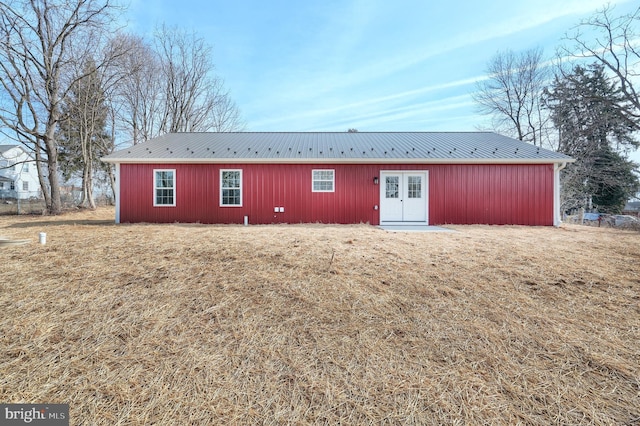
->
(379, 171), (428, 223)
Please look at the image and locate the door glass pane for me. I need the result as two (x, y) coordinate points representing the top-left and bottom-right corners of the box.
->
(407, 176), (422, 198)
(385, 176), (399, 198)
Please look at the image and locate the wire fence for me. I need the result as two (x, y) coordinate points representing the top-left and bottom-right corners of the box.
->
(0, 195), (114, 215)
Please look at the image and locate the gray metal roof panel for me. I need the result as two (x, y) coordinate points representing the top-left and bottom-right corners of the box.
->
(0, 144), (19, 154)
(102, 132), (574, 163)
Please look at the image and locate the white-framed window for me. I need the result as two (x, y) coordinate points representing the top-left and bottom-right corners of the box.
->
(10, 181), (15, 190)
(312, 169), (335, 192)
(220, 169), (242, 206)
(153, 169), (176, 206)
(22, 181), (29, 191)
(23, 163), (29, 173)
(0, 182), (4, 189)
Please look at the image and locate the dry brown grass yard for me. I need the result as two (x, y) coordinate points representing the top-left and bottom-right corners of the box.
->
(1, 207), (639, 425)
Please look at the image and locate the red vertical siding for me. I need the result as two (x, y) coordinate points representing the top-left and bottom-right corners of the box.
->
(119, 163), (555, 225)
(426, 164), (554, 225)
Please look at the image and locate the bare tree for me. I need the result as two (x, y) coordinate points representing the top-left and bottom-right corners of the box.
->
(154, 25), (244, 134)
(113, 28), (244, 145)
(111, 34), (163, 145)
(561, 5), (640, 130)
(473, 47), (553, 147)
(0, 0), (119, 214)
(209, 85), (245, 132)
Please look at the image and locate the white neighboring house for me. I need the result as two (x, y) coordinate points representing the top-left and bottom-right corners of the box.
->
(0, 145), (41, 200)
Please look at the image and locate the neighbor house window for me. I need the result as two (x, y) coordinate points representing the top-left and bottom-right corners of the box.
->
(312, 169), (335, 192)
(220, 169), (242, 206)
(10, 181), (15, 190)
(154, 169), (176, 206)
(22, 181), (29, 191)
(23, 163), (29, 172)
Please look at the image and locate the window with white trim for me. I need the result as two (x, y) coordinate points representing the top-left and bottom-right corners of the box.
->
(23, 163), (29, 172)
(22, 181), (29, 191)
(312, 169), (335, 192)
(220, 169), (242, 206)
(154, 169), (176, 206)
(10, 181), (15, 190)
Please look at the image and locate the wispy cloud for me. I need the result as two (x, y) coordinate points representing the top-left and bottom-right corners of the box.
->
(250, 75), (484, 129)
(251, 87), (478, 132)
(221, 0), (639, 132)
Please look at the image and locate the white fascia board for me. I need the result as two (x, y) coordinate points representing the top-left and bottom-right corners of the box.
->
(103, 157), (575, 165)
(114, 163), (121, 224)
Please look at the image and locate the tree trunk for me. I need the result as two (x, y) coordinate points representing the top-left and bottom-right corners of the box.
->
(108, 166), (116, 203)
(47, 155), (62, 214)
(80, 159), (96, 209)
(33, 140), (51, 210)
(44, 128), (62, 215)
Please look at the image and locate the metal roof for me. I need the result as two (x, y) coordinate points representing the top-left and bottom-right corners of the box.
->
(102, 132), (574, 164)
(0, 144), (19, 154)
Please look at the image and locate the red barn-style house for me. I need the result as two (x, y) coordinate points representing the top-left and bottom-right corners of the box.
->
(102, 132), (574, 226)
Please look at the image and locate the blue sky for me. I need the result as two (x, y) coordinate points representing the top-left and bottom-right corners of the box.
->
(125, 0), (639, 157)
